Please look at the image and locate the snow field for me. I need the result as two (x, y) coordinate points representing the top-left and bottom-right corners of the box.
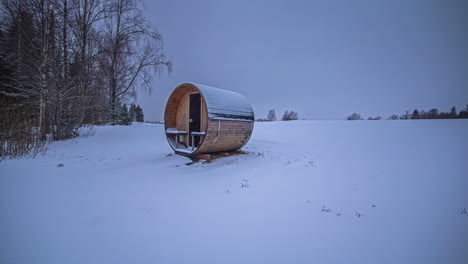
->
(1, 120), (467, 264)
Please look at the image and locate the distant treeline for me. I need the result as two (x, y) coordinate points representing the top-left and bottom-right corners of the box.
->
(347, 105), (468, 120)
(257, 109), (299, 122)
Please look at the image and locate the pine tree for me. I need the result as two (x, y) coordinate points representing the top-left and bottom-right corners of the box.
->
(411, 109), (419, 119)
(118, 104), (132, 125)
(449, 106), (457, 119)
(129, 104), (137, 121)
(428, 108), (439, 119)
(135, 105), (144, 122)
(459, 105), (468, 119)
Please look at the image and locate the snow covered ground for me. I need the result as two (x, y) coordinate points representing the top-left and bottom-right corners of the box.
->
(1, 120), (467, 264)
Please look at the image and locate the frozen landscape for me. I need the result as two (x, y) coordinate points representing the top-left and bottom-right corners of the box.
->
(1, 120), (467, 264)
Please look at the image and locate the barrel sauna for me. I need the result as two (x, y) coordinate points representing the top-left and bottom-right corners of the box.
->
(164, 82), (254, 156)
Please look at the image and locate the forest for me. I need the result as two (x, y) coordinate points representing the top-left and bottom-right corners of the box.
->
(0, 0), (171, 158)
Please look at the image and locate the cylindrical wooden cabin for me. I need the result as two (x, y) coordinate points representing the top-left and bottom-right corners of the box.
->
(164, 82), (254, 156)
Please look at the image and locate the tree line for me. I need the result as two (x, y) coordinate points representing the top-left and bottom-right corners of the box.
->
(347, 105), (468, 120)
(257, 109), (300, 122)
(0, 0), (171, 158)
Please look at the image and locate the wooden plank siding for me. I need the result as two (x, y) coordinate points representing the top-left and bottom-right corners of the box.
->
(196, 120), (252, 154)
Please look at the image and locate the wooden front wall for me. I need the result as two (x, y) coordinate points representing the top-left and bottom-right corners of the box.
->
(164, 85), (196, 128)
(165, 85), (208, 130)
(176, 94), (189, 132)
(165, 84), (208, 148)
(175, 93), (208, 146)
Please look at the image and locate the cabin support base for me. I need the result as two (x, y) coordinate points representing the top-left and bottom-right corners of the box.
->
(190, 153), (212, 161)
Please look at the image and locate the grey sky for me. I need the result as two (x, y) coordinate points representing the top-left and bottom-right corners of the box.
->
(137, 0), (468, 121)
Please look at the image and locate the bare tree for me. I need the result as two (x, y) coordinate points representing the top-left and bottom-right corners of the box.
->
(346, 113), (362, 120)
(267, 109), (276, 121)
(101, 0), (171, 124)
(69, 0), (108, 124)
(0, 0), (52, 157)
(282, 110), (299, 121)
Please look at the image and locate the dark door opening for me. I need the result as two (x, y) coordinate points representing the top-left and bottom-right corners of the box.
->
(189, 93), (201, 147)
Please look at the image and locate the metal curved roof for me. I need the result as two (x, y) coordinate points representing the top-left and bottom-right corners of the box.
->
(181, 82), (254, 121)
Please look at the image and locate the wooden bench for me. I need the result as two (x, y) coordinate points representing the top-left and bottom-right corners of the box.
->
(165, 128), (188, 149)
(190, 131), (206, 150)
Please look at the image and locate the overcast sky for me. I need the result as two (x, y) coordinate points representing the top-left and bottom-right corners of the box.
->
(137, 0), (468, 121)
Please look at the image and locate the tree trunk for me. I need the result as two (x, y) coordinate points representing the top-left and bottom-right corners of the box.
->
(39, 2), (50, 139)
(109, 0), (123, 125)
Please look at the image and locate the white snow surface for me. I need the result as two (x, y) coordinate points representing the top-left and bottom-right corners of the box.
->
(1, 120), (468, 264)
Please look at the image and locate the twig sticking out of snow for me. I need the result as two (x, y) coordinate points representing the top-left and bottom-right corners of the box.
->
(321, 205), (331, 213)
(459, 208), (467, 214)
(241, 179), (250, 188)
